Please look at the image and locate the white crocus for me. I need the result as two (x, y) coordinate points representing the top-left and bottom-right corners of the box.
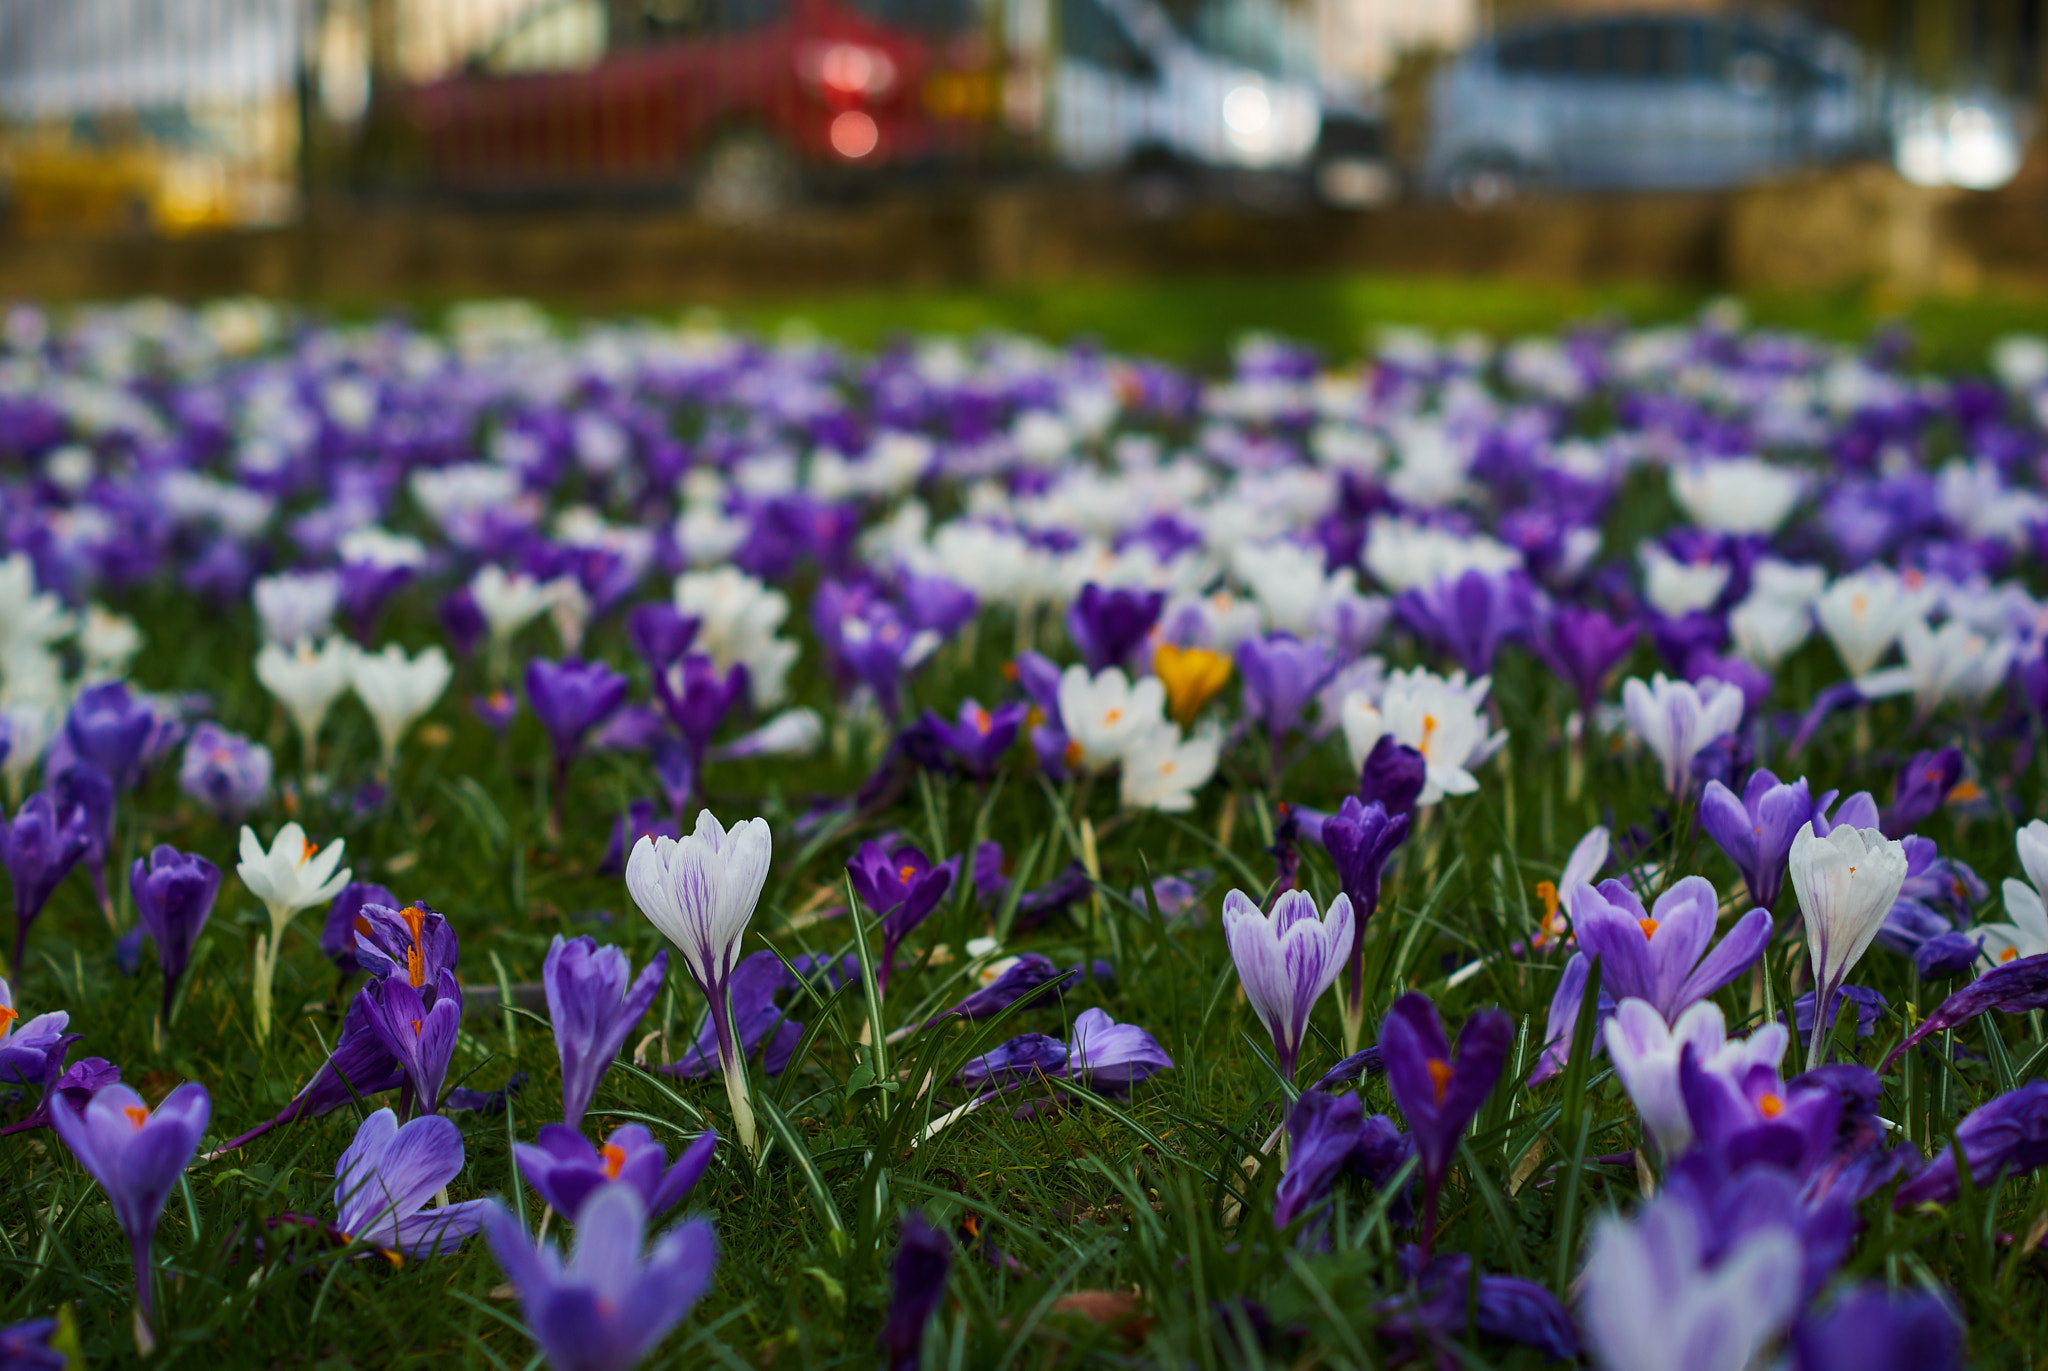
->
(1118, 723), (1220, 813)
(625, 811), (773, 1154)
(1815, 568), (1933, 677)
(711, 708), (825, 762)
(1978, 820), (2048, 971)
(1620, 674), (1744, 797)
(1058, 665), (1168, 772)
(1789, 822), (1908, 1070)
(0, 553), (74, 660)
(470, 565), (554, 677)
(1856, 617), (2013, 720)
(1728, 593), (1812, 669)
(238, 822), (351, 1043)
(254, 637), (356, 778)
(350, 642), (452, 773)
(1668, 457), (1804, 535)
(1637, 542), (1730, 617)
(79, 605), (142, 680)
(252, 571), (341, 646)
(675, 568), (802, 709)
(1340, 666), (1505, 807)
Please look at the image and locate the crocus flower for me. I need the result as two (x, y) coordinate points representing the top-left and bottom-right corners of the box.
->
(1340, 667), (1504, 806)
(514, 1123), (716, 1223)
(177, 722), (272, 822)
(527, 657), (629, 787)
(254, 636), (355, 776)
(1153, 642), (1233, 726)
(1791, 1287), (1963, 1371)
(1275, 1088), (1375, 1227)
(238, 822), (350, 1042)
(217, 989), (406, 1152)
(51, 1080), (211, 1321)
(350, 641), (452, 773)
(1235, 633), (1333, 776)
(483, 1184), (717, 1371)
(1062, 1006), (1174, 1089)
(1894, 1078), (2048, 1208)
(881, 1212), (953, 1371)
(1579, 1184), (1803, 1371)
(1318, 796), (1410, 1049)
(0, 975), (69, 1087)
(1603, 999), (1787, 1157)
(1532, 605), (1639, 718)
(1563, 875), (1772, 1022)
(1222, 887), (1354, 1083)
(1356, 733), (1428, 819)
(1067, 583), (1164, 673)
(1883, 746), (1962, 838)
(919, 699), (1024, 777)
(1789, 822), (1908, 1070)
(1378, 1249), (1578, 1364)
(1057, 665), (1167, 772)
(332, 1107), (489, 1257)
(1393, 568), (1535, 678)
(1698, 769), (1812, 909)
(65, 681), (155, 791)
(669, 950), (807, 1081)
(0, 1317), (61, 1369)
(2, 791), (94, 971)
(1380, 993), (1510, 1258)
(544, 934), (668, 1132)
(924, 953), (1073, 1025)
(650, 653), (748, 772)
(130, 844), (221, 1026)
(625, 810), (771, 1153)
(319, 880), (398, 974)
(362, 965), (463, 1115)
(848, 841), (957, 995)
(1621, 673), (1745, 796)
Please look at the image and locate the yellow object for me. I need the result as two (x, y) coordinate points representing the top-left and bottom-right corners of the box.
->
(1153, 642), (1232, 726)
(2, 111), (283, 237)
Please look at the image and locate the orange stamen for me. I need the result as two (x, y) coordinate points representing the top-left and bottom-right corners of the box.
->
(972, 707), (991, 735)
(2002, 947), (2020, 964)
(0, 1005), (16, 1040)
(123, 1105), (149, 1130)
(1063, 739), (1084, 768)
(602, 1143), (627, 1180)
(1419, 713), (1439, 754)
(411, 1019), (423, 1036)
(1638, 918), (1659, 940)
(402, 905), (427, 944)
(899, 865), (917, 883)
(1425, 1057), (1453, 1104)
(1103, 707), (1123, 726)
(406, 945), (426, 989)
(1758, 1093), (1784, 1118)
(299, 837), (318, 865)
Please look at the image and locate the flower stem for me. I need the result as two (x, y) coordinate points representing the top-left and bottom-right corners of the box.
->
(712, 985), (758, 1155)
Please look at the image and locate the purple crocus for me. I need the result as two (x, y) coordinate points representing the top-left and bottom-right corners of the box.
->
(472, 688), (521, 734)
(130, 845), (221, 1024)
(332, 1107), (490, 1257)
(217, 989), (406, 1151)
(1882, 746), (1962, 839)
(1532, 605), (1639, 719)
(900, 573), (977, 636)
(0, 975), (69, 1087)
(363, 968), (463, 1115)
(1564, 875), (1772, 1022)
(527, 657), (630, 778)
(544, 934), (668, 1132)
(1222, 888), (1354, 1083)
(1699, 770), (1813, 908)
(924, 953), (1073, 1025)
(1067, 583), (1165, 673)
(1357, 734), (1428, 819)
(50, 1080), (211, 1320)
(483, 1184), (717, 1371)
(177, 722), (272, 822)
(626, 602), (699, 673)
(1235, 633), (1334, 776)
(1395, 568), (1535, 678)
(1318, 796), (1410, 1047)
(1792, 1287), (1963, 1371)
(64, 681), (155, 791)
(1380, 993), (1510, 1258)
(919, 699), (1025, 777)
(650, 653), (747, 772)
(1061, 1007), (1174, 1089)
(1809, 787), (1880, 836)
(955, 1032), (1068, 1091)
(847, 841), (957, 995)
(1894, 1078), (2048, 1207)
(881, 1212), (953, 1371)
(3, 791), (94, 971)
(1274, 1089), (1372, 1227)
(668, 950), (806, 1081)
(598, 801), (679, 876)
(514, 1123), (716, 1223)
(0, 1317), (61, 1369)
(319, 880), (399, 974)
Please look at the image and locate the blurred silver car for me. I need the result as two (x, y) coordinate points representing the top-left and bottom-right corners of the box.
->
(1425, 12), (1883, 204)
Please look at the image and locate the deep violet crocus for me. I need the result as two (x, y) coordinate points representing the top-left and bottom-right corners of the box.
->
(514, 1123), (716, 1223)
(0, 1316), (62, 1369)
(0, 975), (69, 1087)
(1066, 582), (1165, 673)
(1235, 633), (1334, 777)
(1563, 875), (1773, 1022)
(1357, 734), (1428, 820)
(65, 680), (155, 791)
(1533, 605), (1639, 719)
(1275, 1089), (1371, 1227)
(526, 657), (630, 788)
(51, 1080), (210, 1322)
(924, 953), (1073, 1025)
(1380, 993), (1511, 1259)
(3, 791), (94, 971)
(1394, 568), (1536, 679)
(1894, 1078), (2048, 1208)
(1792, 1287), (1963, 1371)
(483, 1184), (717, 1371)
(363, 968), (463, 1114)
(919, 699), (1025, 777)
(1699, 770), (1813, 908)
(1319, 795), (1411, 1050)
(332, 1108), (490, 1258)
(1222, 887), (1354, 1083)
(130, 845), (221, 1026)
(882, 1212), (953, 1371)
(544, 934), (668, 1132)
(1883, 746), (1963, 839)
(319, 880), (399, 974)
(847, 841), (957, 995)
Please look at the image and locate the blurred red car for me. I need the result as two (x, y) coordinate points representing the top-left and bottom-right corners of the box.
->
(412, 0), (997, 214)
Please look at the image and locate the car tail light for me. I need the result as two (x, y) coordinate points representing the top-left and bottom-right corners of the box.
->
(797, 43), (899, 100)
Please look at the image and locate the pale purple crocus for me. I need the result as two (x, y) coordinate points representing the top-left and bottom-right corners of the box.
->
(1062, 1006), (1174, 1089)
(1379, 993), (1510, 1259)
(543, 934), (668, 1133)
(332, 1107), (490, 1257)
(1221, 887), (1355, 1083)
(51, 1080), (211, 1321)
(1698, 770), (1813, 908)
(3, 791), (95, 972)
(1564, 875), (1772, 1022)
(1394, 568), (1536, 678)
(177, 722), (272, 823)
(1621, 673), (1745, 796)
(514, 1123), (716, 1223)
(1603, 999), (1788, 1157)
(1809, 788), (1880, 836)
(1235, 633), (1334, 777)
(0, 975), (69, 1087)
(483, 1184), (718, 1371)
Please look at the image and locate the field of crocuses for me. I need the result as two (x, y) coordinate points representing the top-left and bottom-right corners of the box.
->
(8, 294), (2048, 1369)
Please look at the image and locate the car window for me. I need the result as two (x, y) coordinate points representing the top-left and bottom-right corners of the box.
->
(1061, 0), (1152, 77)
(721, 0), (788, 32)
(846, 0), (980, 36)
(486, 0), (609, 73)
(611, 0), (720, 42)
